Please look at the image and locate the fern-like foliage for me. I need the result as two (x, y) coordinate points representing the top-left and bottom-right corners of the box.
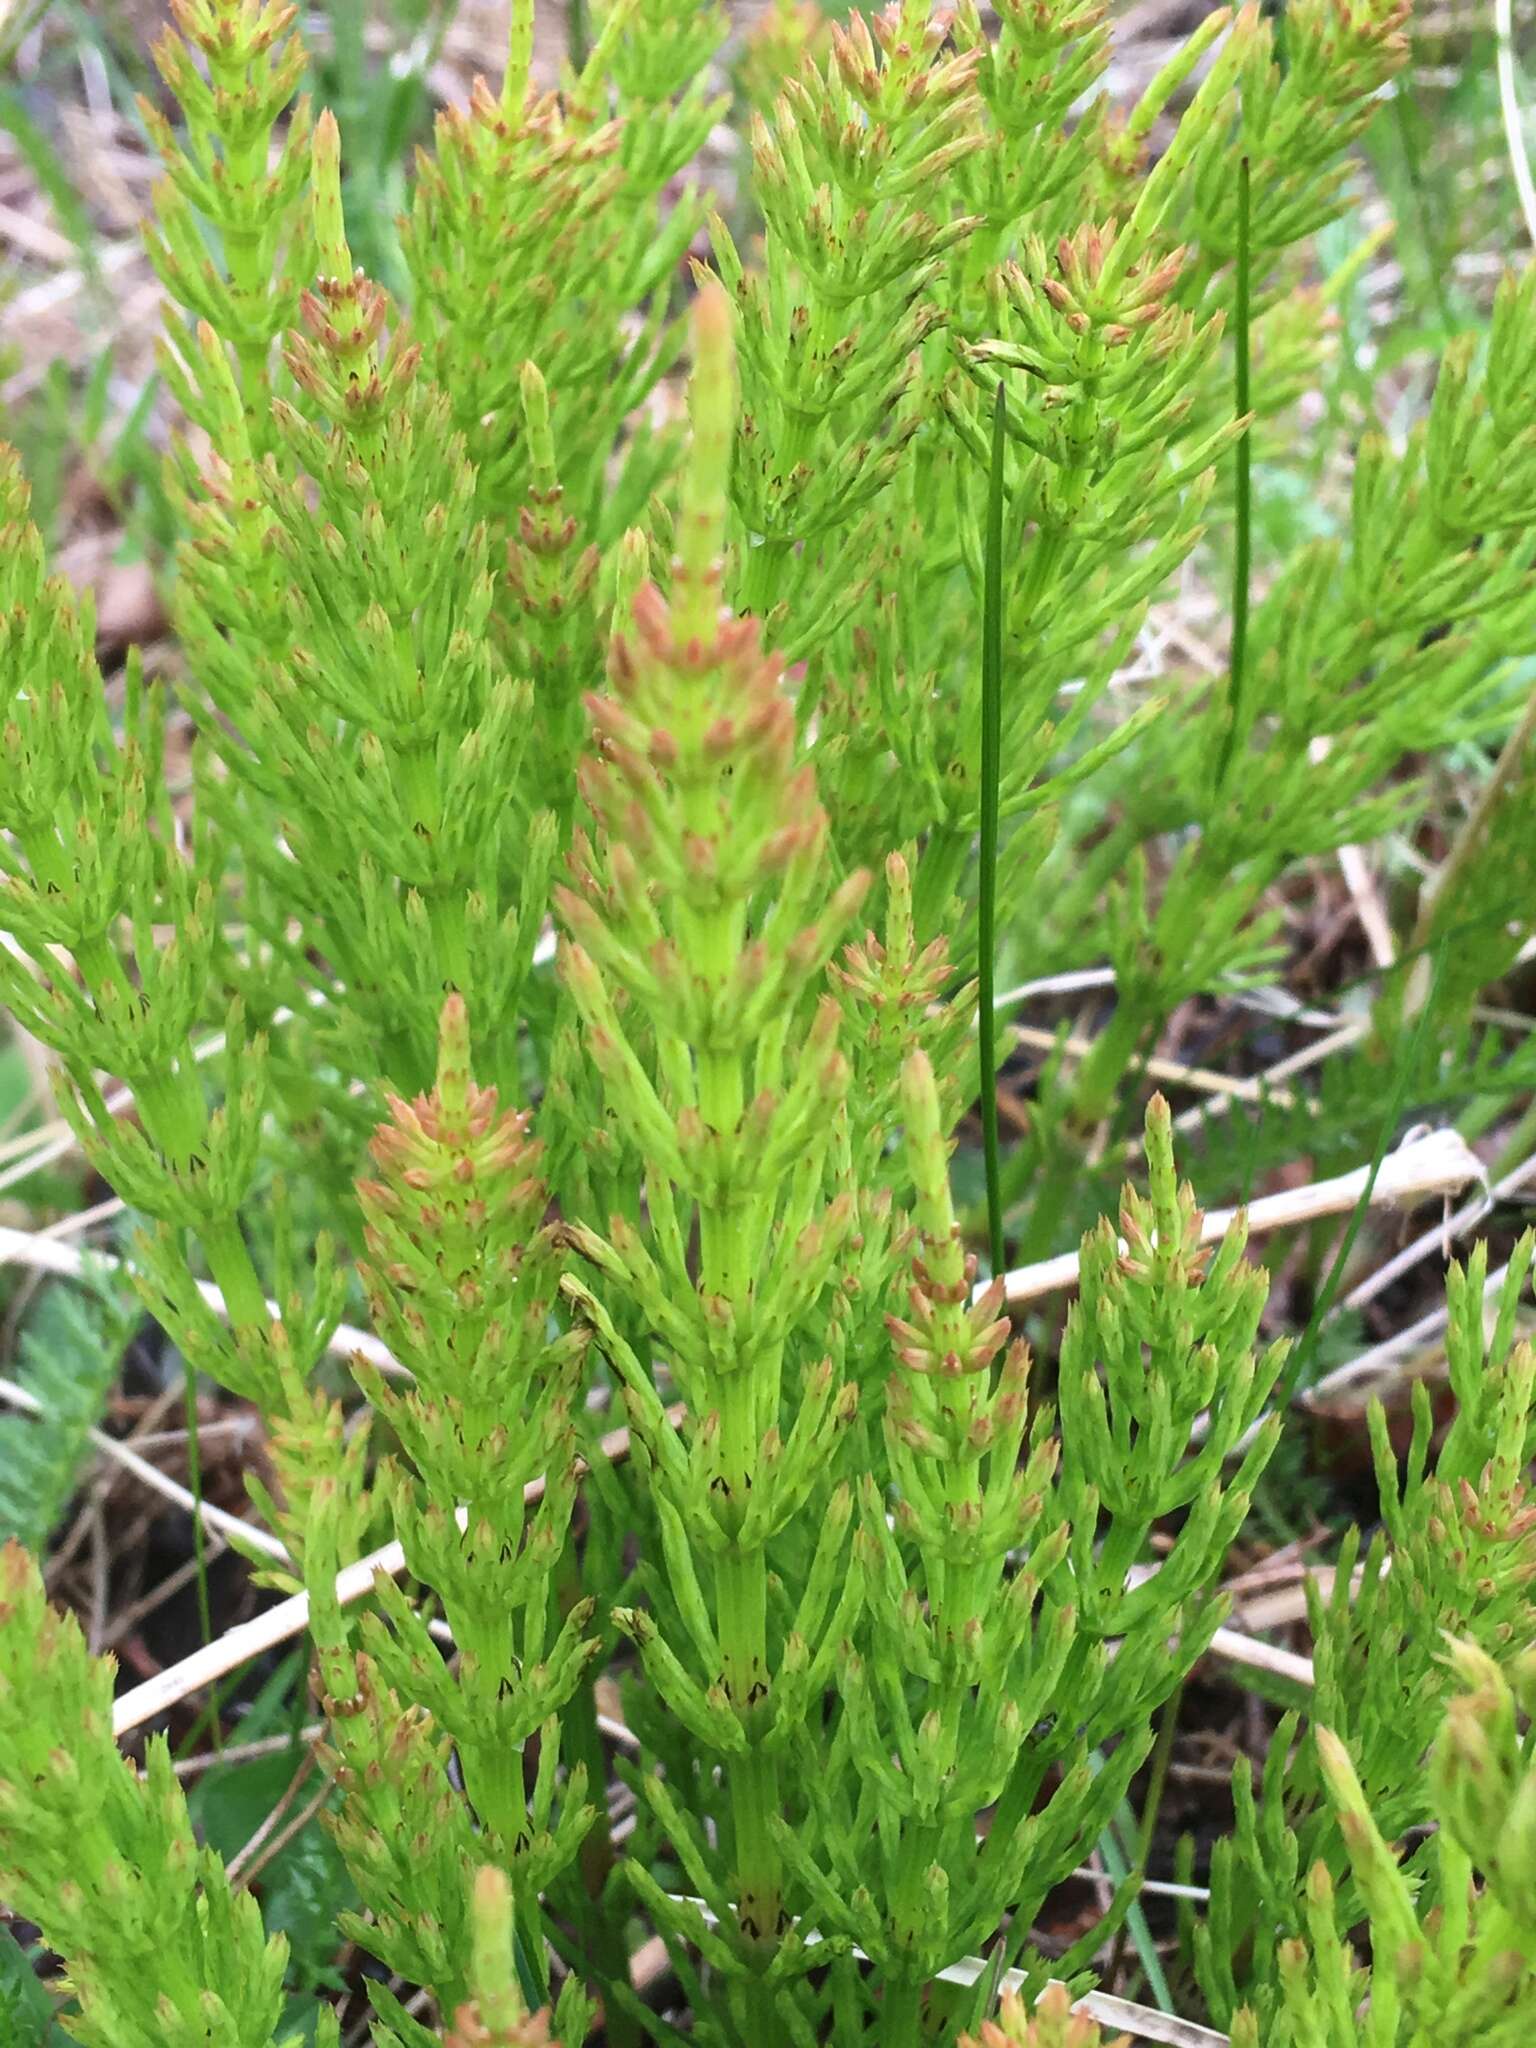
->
(1182, 1016), (1536, 1204)
(0, 1261), (136, 1553)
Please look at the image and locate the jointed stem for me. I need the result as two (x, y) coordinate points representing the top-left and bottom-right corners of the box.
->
(1214, 155), (1254, 797)
(689, 902), (783, 2029)
(881, 1974), (926, 2047)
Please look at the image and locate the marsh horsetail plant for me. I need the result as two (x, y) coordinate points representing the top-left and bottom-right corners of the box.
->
(3, 0), (1536, 2043)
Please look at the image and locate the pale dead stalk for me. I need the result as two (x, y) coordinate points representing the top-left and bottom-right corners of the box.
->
(1339, 1148), (1535, 1317)
(1167, 1019), (1365, 1138)
(225, 1747), (322, 1885)
(0, 1370), (289, 1560)
(84, 1128), (1475, 1733)
(1336, 843), (1396, 971)
(1008, 1021), (1300, 1110)
(1303, 1254), (1517, 1408)
(0, 1222), (407, 1380)
(997, 1125), (1483, 1308)
(110, 1413), (650, 1738)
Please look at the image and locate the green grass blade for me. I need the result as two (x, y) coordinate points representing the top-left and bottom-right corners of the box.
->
(1098, 1799), (1174, 2013)
(980, 380), (1007, 1279)
(182, 1355), (221, 1747)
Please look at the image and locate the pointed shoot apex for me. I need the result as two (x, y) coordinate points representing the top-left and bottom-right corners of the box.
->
(675, 280), (738, 643)
(312, 110), (351, 284)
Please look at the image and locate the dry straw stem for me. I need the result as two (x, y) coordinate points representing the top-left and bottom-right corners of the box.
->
(995, 966), (1120, 1005)
(0, 1221), (406, 1378)
(1304, 1248), (1524, 1406)
(110, 1424), (1309, 1743)
(5, 1124), (1475, 1372)
(1008, 1022), (1303, 1112)
(1338, 1144), (1536, 1315)
(995, 968), (1341, 1030)
(1167, 1019), (1366, 1139)
(995, 1124), (1484, 1307)
(32, 1129), (1476, 1733)
(1203, 1624), (1313, 1689)
(0, 1369), (289, 1561)
(109, 1410), (656, 1738)
(1335, 842), (1396, 970)
(1063, 1994), (1227, 2048)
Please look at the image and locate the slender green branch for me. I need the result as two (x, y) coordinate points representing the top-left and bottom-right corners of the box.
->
(979, 380), (1008, 1280)
(1215, 154), (1253, 795)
